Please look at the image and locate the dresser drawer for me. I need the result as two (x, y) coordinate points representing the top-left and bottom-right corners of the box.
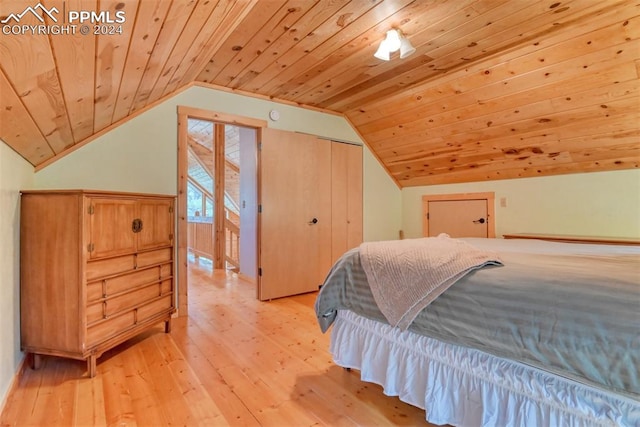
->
(86, 255), (135, 281)
(160, 263), (172, 278)
(86, 249), (172, 282)
(105, 284), (162, 318)
(138, 295), (173, 323)
(87, 284), (163, 326)
(87, 266), (163, 302)
(160, 279), (172, 295)
(86, 311), (135, 346)
(85, 292), (173, 346)
(86, 301), (104, 324)
(137, 248), (172, 268)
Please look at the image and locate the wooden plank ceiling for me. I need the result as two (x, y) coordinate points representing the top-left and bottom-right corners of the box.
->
(0, 0), (638, 187)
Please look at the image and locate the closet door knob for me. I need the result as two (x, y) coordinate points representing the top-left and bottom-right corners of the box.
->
(309, 218), (318, 225)
(473, 218), (486, 224)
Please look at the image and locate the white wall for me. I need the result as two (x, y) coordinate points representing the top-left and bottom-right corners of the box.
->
(35, 85), (402, 241)
(402, 169), (640, 239)
(238, 127), (258, 280)
(0, 142), (34, 409)
(363, 149), (402, 241)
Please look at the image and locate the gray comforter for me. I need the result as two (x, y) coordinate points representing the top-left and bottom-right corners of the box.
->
(315, 238), (640, 400)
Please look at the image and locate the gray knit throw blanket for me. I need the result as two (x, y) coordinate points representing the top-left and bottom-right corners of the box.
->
(360, 235), (502, 330)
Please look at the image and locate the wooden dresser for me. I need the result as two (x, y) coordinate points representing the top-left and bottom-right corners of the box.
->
(20, 190), (176, 377)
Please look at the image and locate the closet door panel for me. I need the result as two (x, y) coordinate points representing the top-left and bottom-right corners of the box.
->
(346, 143), (363, 249)
(331, 142), (363, 264)
(258, 128), (331, 300)
(331, 143), (349, 264)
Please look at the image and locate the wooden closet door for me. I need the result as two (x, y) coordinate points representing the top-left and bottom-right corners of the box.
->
(258, 128), (331, 300)
(331, 142), (363, 264)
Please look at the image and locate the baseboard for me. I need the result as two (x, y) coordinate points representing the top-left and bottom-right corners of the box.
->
(0, 353), (27, 416)
(236, 272), (256, 284)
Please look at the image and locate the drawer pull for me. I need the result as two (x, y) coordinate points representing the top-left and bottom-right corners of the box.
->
(102, 301), (107, 319)
(102, 280), (107, 298)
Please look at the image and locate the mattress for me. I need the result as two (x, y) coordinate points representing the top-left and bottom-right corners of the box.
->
(315, 238), (640, 400)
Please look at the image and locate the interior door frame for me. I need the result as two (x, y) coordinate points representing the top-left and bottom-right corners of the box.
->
(422, 192), (496, 238)
(176, 106), (266, 317)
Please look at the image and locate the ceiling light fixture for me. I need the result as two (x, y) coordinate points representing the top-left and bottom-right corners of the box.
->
(374, 29), (415, 61)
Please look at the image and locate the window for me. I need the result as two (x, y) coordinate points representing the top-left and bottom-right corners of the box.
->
(205, 197), (213, 219)
(187, 182), (203, 217)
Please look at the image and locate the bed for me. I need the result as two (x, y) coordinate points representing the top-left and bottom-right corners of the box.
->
(314, 236), (640, 426)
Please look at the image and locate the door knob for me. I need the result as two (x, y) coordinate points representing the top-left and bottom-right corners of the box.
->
(473, 218), (486, 224)
(309, 218), (318, 225)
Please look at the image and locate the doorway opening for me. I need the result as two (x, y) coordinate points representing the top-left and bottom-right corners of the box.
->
(177, 106), (266, 316)
(186, 121), (251, 272)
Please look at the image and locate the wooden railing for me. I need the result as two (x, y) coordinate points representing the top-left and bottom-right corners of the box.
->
(187, 219), (214, 260)
(187, 209), (240, 272)
(225, 217), (240, 271)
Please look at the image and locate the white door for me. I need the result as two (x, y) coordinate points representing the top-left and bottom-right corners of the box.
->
(258, 128), (332, 300)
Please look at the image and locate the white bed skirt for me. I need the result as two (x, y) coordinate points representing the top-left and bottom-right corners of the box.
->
(330, 310), (639, 427)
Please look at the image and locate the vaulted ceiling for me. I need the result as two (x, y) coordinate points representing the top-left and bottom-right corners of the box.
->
(1, 0), (638, 187)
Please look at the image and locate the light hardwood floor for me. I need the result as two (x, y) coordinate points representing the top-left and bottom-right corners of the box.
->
(1, 257), (437, 426)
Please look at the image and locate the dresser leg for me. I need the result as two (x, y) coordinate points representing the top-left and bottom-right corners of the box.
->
(87, 355), (97, 378)
(28, 353), (42, 370)
(164, 318), (172, 333)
